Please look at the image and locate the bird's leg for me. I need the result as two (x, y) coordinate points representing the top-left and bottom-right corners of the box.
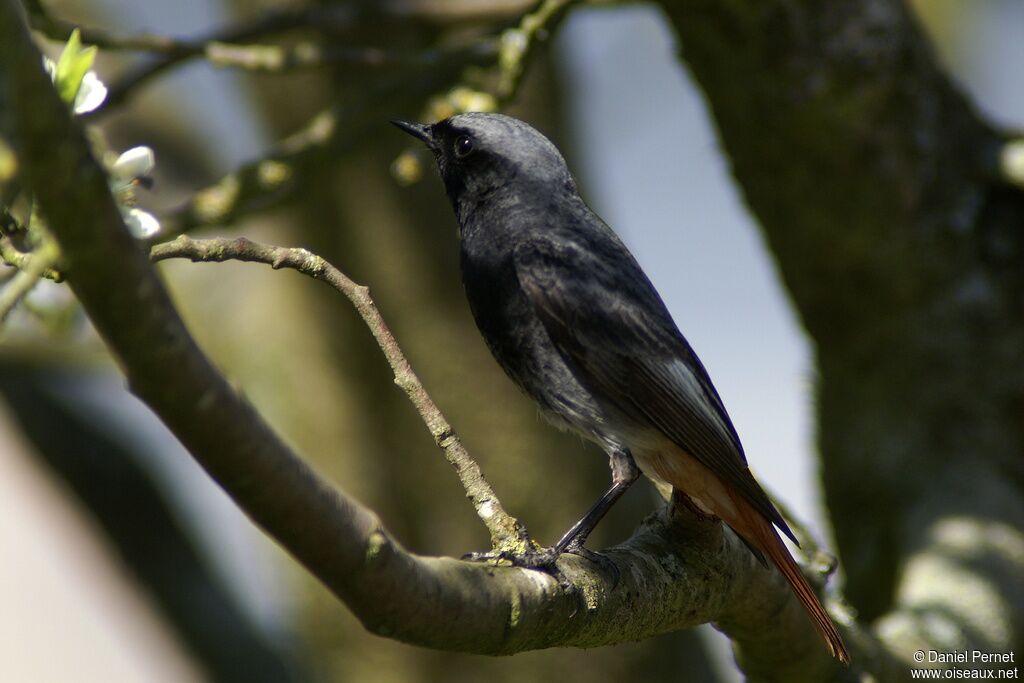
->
(464, 449), (639, 576)
(553, 447), (640, 555)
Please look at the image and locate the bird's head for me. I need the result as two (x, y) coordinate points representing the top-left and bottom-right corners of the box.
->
(392, 113), (575, 214)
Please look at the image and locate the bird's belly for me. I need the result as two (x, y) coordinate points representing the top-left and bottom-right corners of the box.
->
(627, 436), (738, 520)
(508, 335), (609, 437)
(460, 257), (617, 446)
(481, 312), (611, 442)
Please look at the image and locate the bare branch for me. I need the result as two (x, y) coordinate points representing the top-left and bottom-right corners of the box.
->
(153, 41), (491, 236)
(154, 108), (340, 235)
(202, 40), (497, 73)
(0, 237), (57, 321)
(383, 0), (536, 24)
(29, 6), (357, 111)
(0, 234), (62, 281)
(31, 7), (496, 75)
(32, 0), (527, 114)
(495, 0), (578, 100)
(153, 0), (576, 235)
(150, 235), (531, 552)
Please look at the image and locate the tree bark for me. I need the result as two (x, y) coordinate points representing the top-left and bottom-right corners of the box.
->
(657, 0), (1024, 666)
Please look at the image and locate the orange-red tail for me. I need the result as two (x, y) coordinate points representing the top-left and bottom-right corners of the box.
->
(648, 450), (849, 663)
(736, 499), (850, 664)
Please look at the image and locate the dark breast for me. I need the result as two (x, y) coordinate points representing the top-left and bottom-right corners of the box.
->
(459, 242), (604, 434)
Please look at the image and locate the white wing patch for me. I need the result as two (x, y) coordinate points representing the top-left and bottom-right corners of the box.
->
(663, 358), (736, 443)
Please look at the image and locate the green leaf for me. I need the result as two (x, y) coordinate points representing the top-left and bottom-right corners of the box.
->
(54, 29), (97, 106)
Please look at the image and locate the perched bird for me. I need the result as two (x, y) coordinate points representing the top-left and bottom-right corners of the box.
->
(393, 113), (849, 663)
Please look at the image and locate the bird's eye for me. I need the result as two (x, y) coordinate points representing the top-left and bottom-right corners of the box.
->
(454, 135), (475, 159)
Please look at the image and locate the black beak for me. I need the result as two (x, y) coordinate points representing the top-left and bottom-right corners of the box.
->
(391, 119), (435, 146)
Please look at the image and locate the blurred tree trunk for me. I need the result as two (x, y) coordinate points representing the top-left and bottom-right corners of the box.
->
(657, 0), (1024, 654)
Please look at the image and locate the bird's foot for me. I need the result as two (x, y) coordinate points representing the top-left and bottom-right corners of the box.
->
(463, 542), (621, 588)
(462, 546), (562, 572)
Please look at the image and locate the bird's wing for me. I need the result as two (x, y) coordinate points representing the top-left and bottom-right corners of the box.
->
(513, 234), (795, 541)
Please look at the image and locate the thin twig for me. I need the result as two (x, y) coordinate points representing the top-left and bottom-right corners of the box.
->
(151, 1), (575, 234)
(495, 0), (580, 100)
(63, 6), (357, 112)
(153, 59), (473, 237)
(150, 235), (532, 552)
(404, 0), (577, 132)
(202, 39), (498, 73)
(33, 11), (495, 74)
(0, 238), (58, 322)
(0, 235), (63, 280)
(153, 107), (339, 236)
(29, 5), (357, 52)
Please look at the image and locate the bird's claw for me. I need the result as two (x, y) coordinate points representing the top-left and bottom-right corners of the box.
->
(462, 543), (621, 589)
(461, 547), (561, 571)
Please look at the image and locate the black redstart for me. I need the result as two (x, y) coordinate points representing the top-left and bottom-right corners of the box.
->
(393, 113), (848, 663)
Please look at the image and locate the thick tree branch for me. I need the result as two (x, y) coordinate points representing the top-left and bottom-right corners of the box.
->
(0, 4), (867, 677)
